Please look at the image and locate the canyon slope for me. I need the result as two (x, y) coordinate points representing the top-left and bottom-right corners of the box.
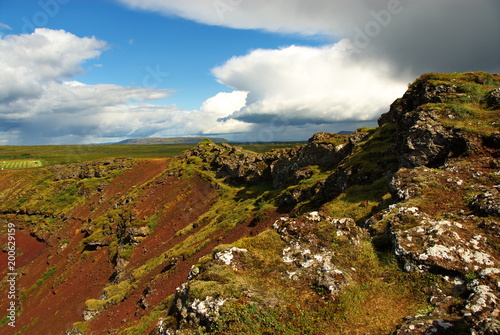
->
(0, 72), (499, 334)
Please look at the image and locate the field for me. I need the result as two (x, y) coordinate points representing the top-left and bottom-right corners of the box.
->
(0, 159), (43, 170)
(0, 142), (301, 170)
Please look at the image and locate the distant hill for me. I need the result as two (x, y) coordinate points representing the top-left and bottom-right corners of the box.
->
(115, 137), (228, 145)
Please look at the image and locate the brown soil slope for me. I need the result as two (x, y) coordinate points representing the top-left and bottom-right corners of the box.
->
(0, 158), (275, 334)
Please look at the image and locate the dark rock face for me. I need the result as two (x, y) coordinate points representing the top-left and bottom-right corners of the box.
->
(49, 158), (135, 181)
(379, 85), (472, 168)
(484, 132), (500, 151)
(471, 186), (500, 217)
(182, 132), (363, 190)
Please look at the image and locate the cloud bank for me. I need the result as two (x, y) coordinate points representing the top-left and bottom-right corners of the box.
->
(117, 0), (500, 75)
(114, 0), (500, 141)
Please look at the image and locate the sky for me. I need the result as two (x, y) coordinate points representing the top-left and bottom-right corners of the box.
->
(0, 0), (499, 145)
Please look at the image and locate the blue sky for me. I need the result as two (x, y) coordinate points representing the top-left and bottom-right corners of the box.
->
(0, 0), (499, 145)
(1, 0), (326, 110)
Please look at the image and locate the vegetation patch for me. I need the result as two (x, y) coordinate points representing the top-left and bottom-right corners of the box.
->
(0, 159), (43, 170)
(323, 177), (392, 223)
(191, 231), (432, 335)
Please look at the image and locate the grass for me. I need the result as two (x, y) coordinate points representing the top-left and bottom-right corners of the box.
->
(0, 142), (297, 167)
(85, 279), (135, 312)
(0, 145), (193, 165)
(0, 159), (43, 170)
(421, 102), (499, 136)
(406, 72), (500, 137)
(408, 72), (500, 92)
(120, 309), (170, 335)
(322, 177), (392, 223)
(341, 123), (398, 180)
(191, 231), (433, 335)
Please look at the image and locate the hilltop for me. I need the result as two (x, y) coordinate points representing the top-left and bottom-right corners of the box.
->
(0, 72), (499, 334)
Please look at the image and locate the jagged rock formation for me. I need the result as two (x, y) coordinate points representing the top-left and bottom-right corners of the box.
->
(1, 72), (499, 335)
(163, 72), (500, 334)
(49, 158), (135, 181)
(182, 132), (367, 189)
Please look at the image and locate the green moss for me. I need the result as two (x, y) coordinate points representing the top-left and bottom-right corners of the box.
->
(323, 177), (391, 223)
(71, 321), (90, 334)
(84, 280), (135, 313)
(343, 123), (398, 179)
(85, 299), (107, 312)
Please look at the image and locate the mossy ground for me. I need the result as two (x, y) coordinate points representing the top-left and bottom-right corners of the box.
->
(183, 230), (433, 335)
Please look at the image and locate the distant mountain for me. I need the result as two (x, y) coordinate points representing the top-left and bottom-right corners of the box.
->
(115, 137), (228, 145)
(337, 130), (355, 135)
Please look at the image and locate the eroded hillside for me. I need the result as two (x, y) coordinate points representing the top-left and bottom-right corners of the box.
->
(1, 72), (499, 334)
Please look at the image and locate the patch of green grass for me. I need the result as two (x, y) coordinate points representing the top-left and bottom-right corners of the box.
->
(323, 177), (391, 223)
(120, 309), (169, 335)
(0, 159), (43, 170)
(71, 321), (90, 334)
(85, 279), (135, 312)
(342, 123), (398, 180)
(409, 72), (500, 92)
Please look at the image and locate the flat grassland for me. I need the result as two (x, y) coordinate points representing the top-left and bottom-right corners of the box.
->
(0, 159), (43, 170)
(0, 142), (300, 169)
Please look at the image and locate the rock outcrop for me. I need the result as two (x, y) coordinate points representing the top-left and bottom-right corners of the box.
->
(159, 72), (500, 335)
(49, 158), (135, 181)
(182, 131), (367, 190)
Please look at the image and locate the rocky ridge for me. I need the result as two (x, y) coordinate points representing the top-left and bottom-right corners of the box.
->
(157, 72), (500, 334)
(0, 72), (499, 335)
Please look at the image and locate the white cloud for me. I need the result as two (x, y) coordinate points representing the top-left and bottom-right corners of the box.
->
(0, 29), (182, 144)
(0, 28), (107, 102)
(116, 0), (368, 36)
(212, 40), (407, 125)
(150, 91), (252, 139)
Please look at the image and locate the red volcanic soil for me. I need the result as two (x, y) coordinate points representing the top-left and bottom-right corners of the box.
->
(0, 159), (167, 334)
(0, 158), (278, 334)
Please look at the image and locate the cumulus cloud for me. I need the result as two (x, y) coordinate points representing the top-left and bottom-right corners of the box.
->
(0, 29), (181, 144)
(0, 28), (107, 103)
(213, 40), (407, 125)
